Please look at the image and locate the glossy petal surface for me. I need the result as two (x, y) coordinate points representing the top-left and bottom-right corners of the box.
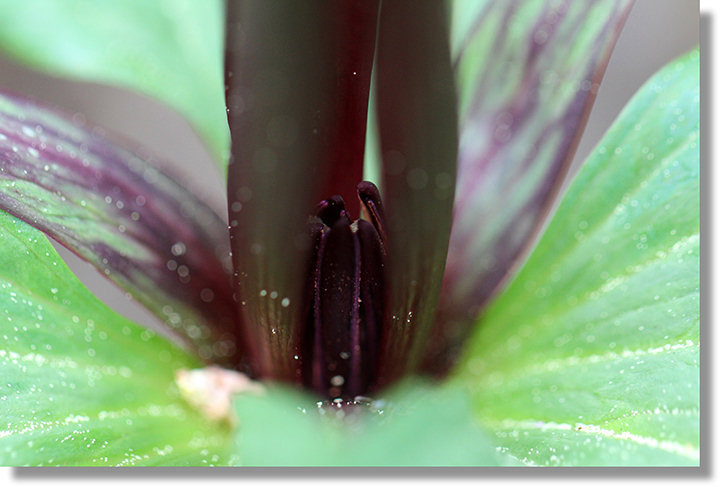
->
(374, 0), (458, 385)
(426, 0), (634, 373)
(224, 1), (379, 380)
(0, 93), (238, 366)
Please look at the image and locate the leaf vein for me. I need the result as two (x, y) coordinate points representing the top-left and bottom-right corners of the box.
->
(490, 418), (699, 460)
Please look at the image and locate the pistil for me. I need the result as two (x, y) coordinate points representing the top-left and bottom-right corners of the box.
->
(303, 182), (386, 399)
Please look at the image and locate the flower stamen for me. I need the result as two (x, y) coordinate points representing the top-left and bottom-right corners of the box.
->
(303, 181), (386, 399)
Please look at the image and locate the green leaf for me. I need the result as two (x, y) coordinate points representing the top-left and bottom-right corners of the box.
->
(232, 381), (512, 466)
(458, 49), (699, 466)
(0, 211), (231, 466)
(0, 0), (228, 169)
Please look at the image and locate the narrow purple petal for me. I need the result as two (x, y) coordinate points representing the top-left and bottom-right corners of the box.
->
(422, 0), (634, 374)
(224, 0), (379, 380)
(373, 0), (458, 386)
(0, 91), (241, 367)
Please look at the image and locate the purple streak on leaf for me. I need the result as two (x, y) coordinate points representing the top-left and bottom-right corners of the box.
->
(373, 0), (458, 387)
(224, 0), (379, 381)
(0, 91), (242, 367)
(422, 0), (634, 375)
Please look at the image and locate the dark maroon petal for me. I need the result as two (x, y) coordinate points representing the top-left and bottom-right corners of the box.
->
(422, 0), (634, 375)
(225, 0), (379, 380)
(373, 1), (458, 386)
(0, 91), (241, 366)
(319, 1), (382, 217)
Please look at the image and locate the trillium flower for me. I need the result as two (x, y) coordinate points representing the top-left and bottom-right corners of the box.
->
(0, 0), (699, 466)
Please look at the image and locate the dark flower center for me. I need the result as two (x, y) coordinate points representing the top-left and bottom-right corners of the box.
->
(302, 181), (386, 399)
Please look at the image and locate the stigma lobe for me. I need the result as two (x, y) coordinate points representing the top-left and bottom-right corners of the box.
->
(303, 181), (386, 399)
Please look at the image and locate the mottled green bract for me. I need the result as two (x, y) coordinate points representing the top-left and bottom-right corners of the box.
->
(0, 0), (228, 169)
(459, 50), (700, 466)
(233, 382), (511, 466)
(0, 212), (232, 466)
